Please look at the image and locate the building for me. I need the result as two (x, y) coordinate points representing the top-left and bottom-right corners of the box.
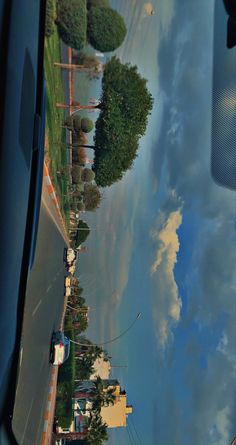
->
(100, 380), (133, 428)
(73, 379), (133, 429)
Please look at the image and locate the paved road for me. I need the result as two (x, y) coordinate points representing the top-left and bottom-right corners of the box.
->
(11, 202), (67, 445)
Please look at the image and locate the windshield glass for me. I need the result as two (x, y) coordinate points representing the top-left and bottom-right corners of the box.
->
(5, 1), (236, 445)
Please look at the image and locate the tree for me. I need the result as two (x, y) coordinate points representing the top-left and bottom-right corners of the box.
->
(81, 118), (94, 133)
(86, 412), (108, 445)
(56, 0), (87, 49)
(83, 184), (102, 211)
(87, 7), (127, 52)
(92, 57), (153, 186)
(81, 168), (95, 182)
(72, 52), (102, 69)
(64, 115), (74, 130)
(45, 0), (56, 37)
(71, 165), (82, 184)
(87, 0), (110, 9)
(73, 220), (90, 247)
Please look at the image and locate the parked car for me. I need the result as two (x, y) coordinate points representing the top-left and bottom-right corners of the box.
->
(64, 247), (76, 265)
(50, 331), (71, 366)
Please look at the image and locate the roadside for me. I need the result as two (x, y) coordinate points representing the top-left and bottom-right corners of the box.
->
(42, 161), (69, 245)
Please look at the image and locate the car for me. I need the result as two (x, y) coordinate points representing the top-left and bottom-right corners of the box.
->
(66, 247), (77, 265)
(50, 331), (71, 366)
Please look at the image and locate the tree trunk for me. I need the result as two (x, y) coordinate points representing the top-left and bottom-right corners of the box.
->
(54, 62), (91, 71)
(56, 102), (102, 111)
(57, 142), (96, 150)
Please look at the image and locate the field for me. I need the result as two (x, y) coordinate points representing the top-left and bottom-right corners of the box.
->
(44, 28), (70, 226)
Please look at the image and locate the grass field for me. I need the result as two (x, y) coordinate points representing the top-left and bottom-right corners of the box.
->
(44, 27), (70, 227)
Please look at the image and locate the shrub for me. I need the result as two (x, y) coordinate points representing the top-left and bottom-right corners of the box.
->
(87, 7), (127, 52)
(81, 168), (95, 182)
(73, 115), (82, 132)
(64, 115), (74, 130)
(81, 117), (94, 133)
(57, 0), (87, 49)
(45, 0), (56, 37)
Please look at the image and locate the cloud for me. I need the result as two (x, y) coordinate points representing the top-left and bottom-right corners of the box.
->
(150, 209), (183, 346)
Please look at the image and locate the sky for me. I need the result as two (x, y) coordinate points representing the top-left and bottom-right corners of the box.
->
(77, 1), (236, 444)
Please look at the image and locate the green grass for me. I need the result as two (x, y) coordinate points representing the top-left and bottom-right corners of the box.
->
(55, 314), (76, 428)
(44, 23), (70, 227)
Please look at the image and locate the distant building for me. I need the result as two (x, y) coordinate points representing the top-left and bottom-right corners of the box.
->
(100, 380), (133, 428)
(73, 379), (133, 429)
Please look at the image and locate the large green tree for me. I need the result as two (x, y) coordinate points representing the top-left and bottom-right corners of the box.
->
(87, 7), (127, 52)
(92, 57), (153, 186)
(56, 0), (87, 49)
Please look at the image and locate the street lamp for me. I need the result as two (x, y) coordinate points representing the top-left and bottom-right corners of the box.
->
(70, 312), (141, 347)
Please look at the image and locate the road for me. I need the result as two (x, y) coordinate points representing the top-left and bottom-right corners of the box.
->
(11, 201), (67, 445)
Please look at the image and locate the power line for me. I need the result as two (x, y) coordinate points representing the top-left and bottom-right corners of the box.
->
(127, 423), (136, 445)
(129, 418), (143, 445)
(126, 425), (136, 445)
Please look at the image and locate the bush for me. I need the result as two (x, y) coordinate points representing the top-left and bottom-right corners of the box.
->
(81, 117), (94, 133)
(45, 0), (56, 37)
(57, 0), (87, 49)
(87, 7), (127, 52)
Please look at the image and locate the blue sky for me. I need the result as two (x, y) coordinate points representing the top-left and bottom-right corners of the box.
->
(78, 1), (236, 444)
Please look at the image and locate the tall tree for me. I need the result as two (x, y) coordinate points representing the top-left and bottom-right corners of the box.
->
(86, 412), (108, 445)
(92, 57), (153, 186)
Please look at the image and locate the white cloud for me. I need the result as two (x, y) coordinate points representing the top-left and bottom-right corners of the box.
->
(150, 209), (183, 346)
(209, 406), (231, 445)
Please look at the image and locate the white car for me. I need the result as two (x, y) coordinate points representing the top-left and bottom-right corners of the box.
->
(50, 331), (70, 366)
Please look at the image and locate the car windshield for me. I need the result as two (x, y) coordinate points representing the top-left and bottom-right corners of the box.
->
(1, 1), (235, 445)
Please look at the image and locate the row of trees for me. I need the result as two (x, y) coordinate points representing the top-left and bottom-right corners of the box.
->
(60, 56), (153, 188)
